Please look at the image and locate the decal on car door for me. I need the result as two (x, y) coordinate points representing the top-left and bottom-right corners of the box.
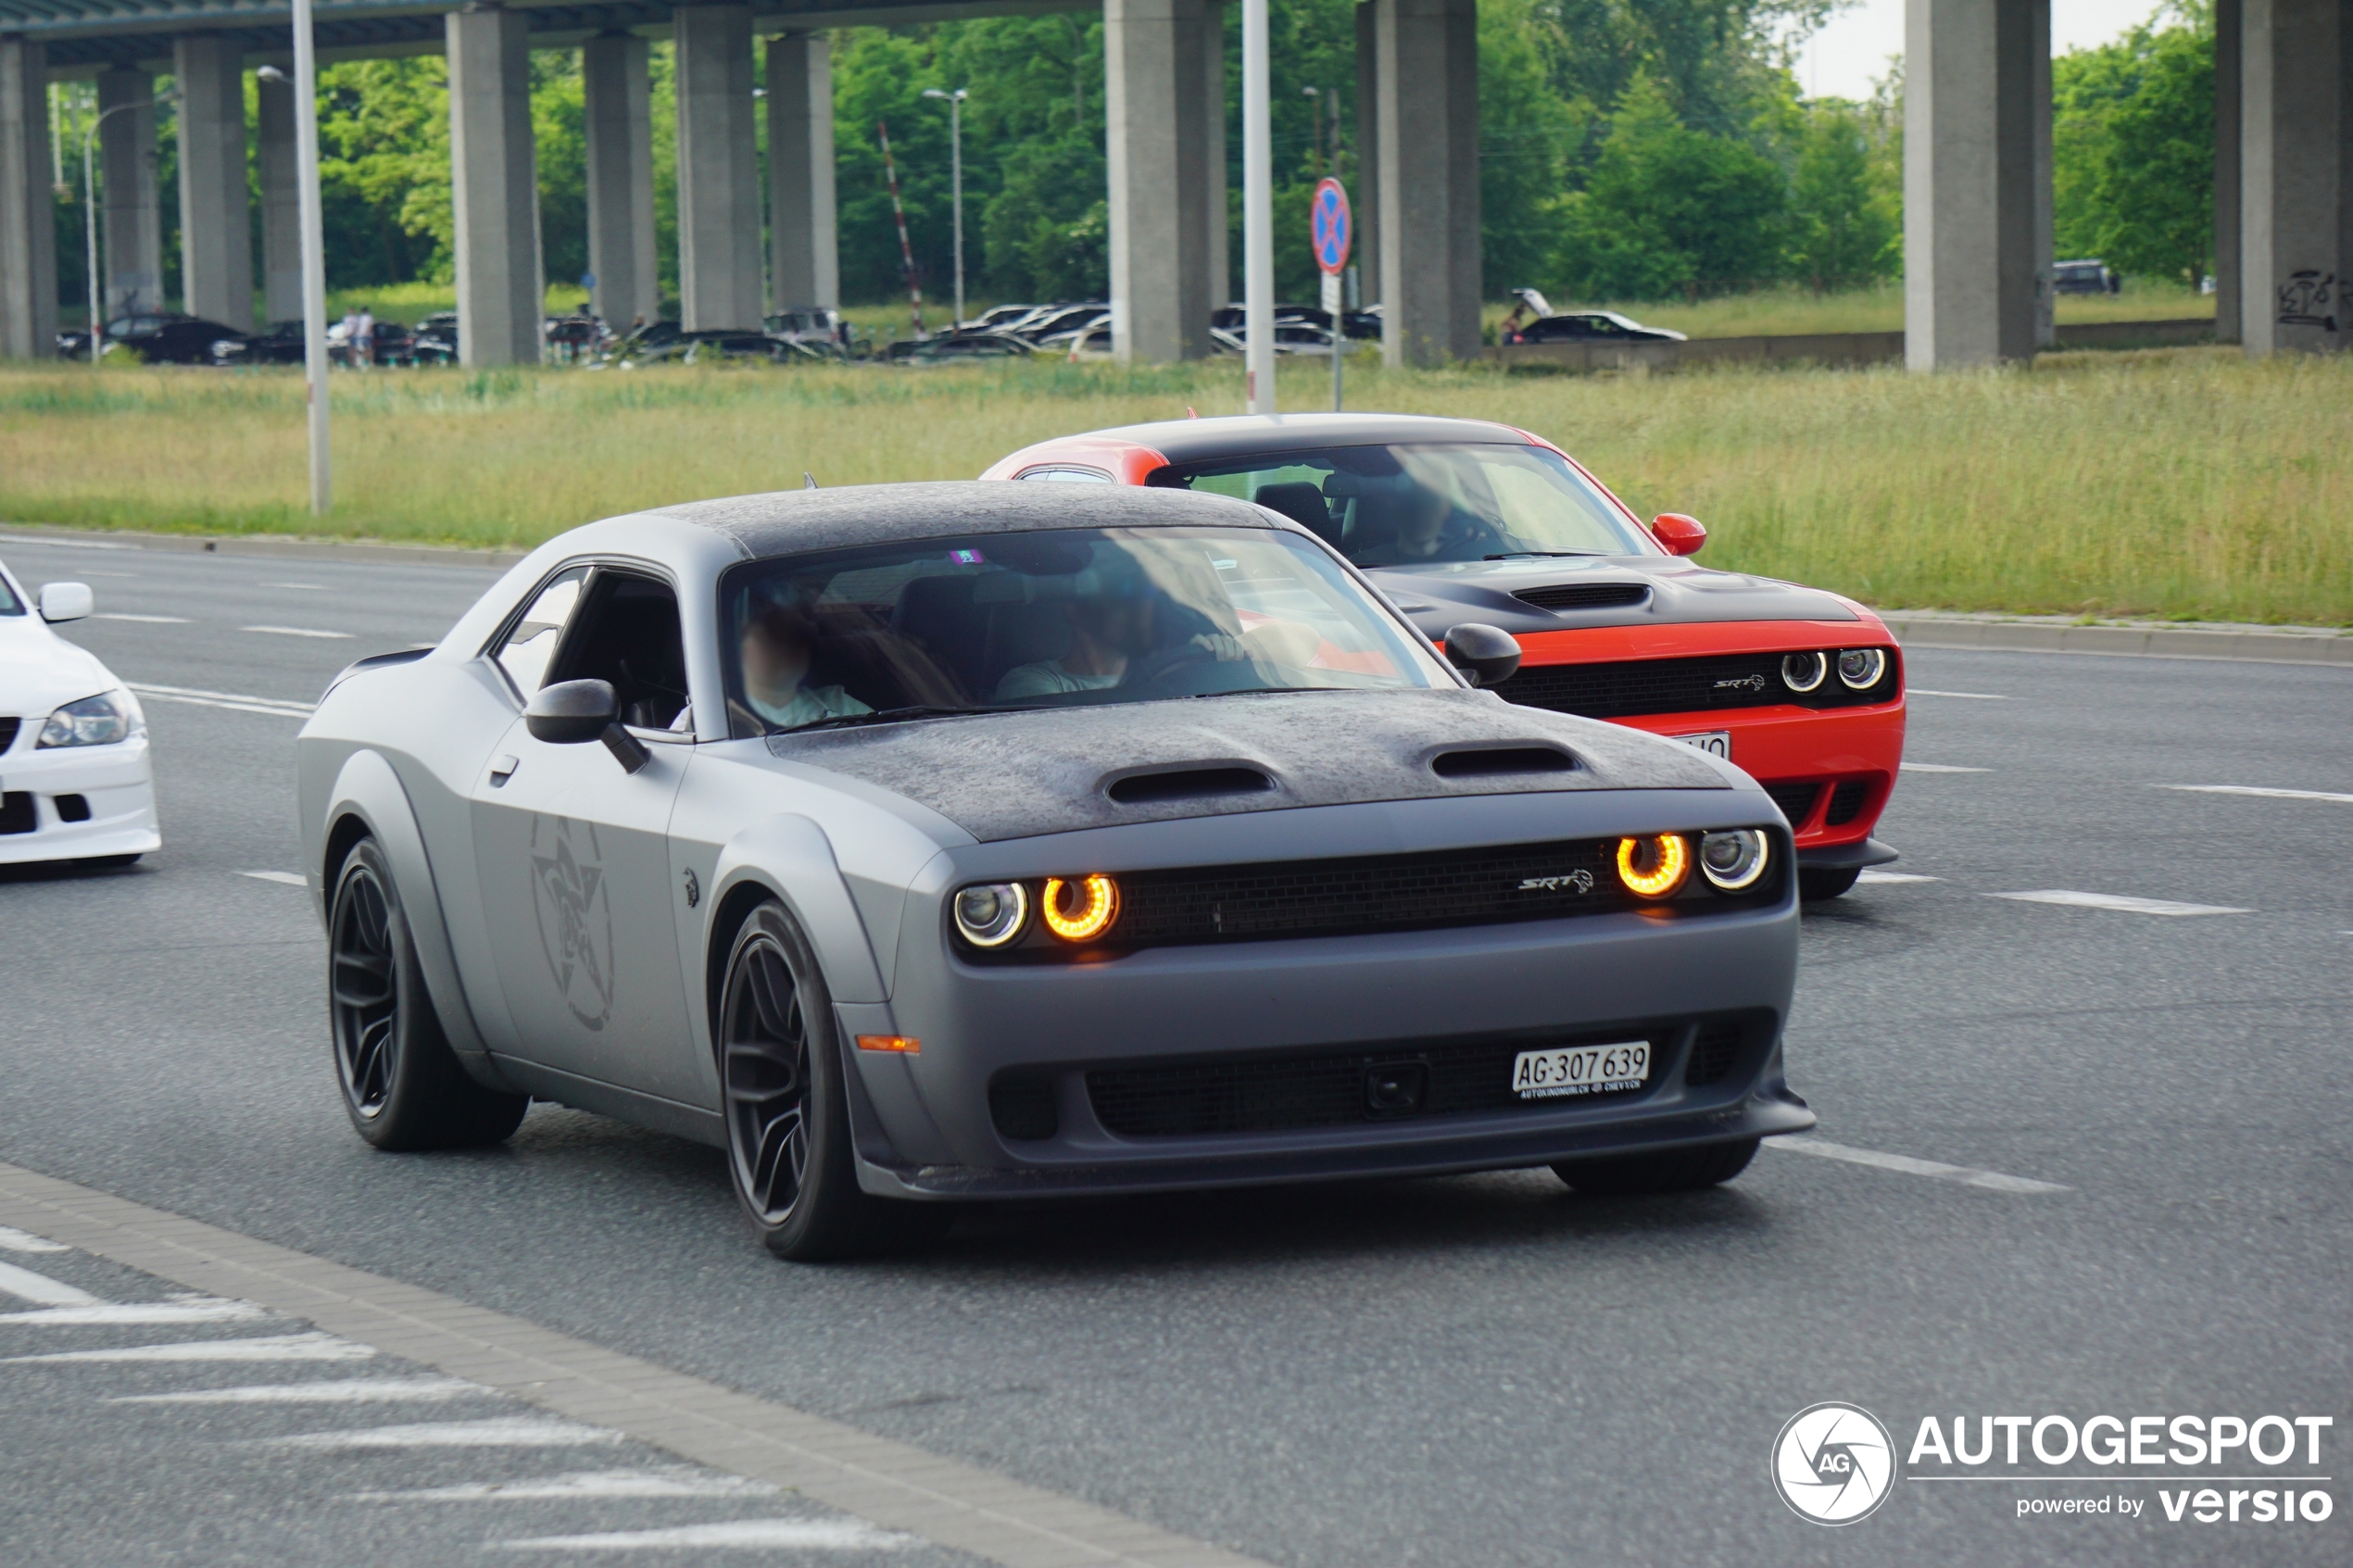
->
(530, 813), (616, 1032)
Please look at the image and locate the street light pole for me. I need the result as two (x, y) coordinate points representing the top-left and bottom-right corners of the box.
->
(1241, 0), (1274, 413)
(80, 90), (176, 365)
(923, 87), (968, 329)
(260, 22), (329, 516)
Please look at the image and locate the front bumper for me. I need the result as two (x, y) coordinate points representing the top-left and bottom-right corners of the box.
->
(1610, 700), (1905, 850)
(0, 735), (159, 865)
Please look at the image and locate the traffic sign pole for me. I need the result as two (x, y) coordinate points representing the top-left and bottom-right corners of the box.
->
(1310, 178), (1353, 413)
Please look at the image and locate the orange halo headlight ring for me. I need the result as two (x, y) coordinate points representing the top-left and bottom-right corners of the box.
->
(1040, 874), (1120, 942)
(1615, 834), (1691, 899)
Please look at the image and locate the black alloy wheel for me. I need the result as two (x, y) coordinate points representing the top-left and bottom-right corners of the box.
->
(721, 922), (813, 1226)
(327, 836), (527, 1150)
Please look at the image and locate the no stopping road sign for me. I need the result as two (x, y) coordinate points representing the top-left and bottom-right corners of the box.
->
(1312, 179), (1352, 276)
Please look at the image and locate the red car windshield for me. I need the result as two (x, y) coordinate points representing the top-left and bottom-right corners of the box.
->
(1153, 443), (1653, 566)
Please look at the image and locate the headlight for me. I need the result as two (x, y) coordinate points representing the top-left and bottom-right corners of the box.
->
(1698, 829), (1770, 892)
(1780, 651), (1827, 693)
(212, 339), (245, 357)
(1837, 647), (1888, 689)
(38, 689), (141, 748)
(1040, 874), (1120, 942)
(1615, 835), (1690, 899)
(953, 883), (1029, 947)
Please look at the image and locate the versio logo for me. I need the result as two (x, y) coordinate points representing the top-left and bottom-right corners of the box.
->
(1773, 1403), (1898, 1524)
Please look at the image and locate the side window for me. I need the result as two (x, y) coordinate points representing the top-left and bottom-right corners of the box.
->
(547, 570), (692, 733)
(492, 568), (588, 696)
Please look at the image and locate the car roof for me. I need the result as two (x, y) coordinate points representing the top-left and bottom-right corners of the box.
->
(1053, 412), (1537, 466)
(646, 479), (1286, 561)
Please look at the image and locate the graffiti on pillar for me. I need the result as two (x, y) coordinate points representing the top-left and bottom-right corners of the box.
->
(2276, 270), (2338, 331)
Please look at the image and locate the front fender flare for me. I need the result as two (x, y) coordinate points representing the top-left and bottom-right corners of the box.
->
(707, 814), (887, 1006)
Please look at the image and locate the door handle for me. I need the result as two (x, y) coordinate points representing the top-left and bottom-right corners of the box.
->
(488, 754), (519, 786)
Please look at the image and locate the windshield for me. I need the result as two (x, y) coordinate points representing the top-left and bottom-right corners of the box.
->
(1160, 443), (1653, 567)
(720, 526), (1451, 736)
(0, 566), (20, 615)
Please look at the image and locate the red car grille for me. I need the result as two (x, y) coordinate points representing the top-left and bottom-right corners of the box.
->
(1491, 649), (1899, 721)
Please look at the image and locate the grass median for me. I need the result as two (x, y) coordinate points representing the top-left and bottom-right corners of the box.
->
(1, 345), (2345, 626)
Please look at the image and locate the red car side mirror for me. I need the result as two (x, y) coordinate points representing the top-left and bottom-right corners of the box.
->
(1651, 513), (1706, 556)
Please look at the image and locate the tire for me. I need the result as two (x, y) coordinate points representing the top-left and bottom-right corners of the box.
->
(1798, 866), (1862, 901)
(77, 854), (141, 870)
(1552, 1137), (1759, 1197)
(329, 837), (528, 1150)
(717, 900), (950, 1261)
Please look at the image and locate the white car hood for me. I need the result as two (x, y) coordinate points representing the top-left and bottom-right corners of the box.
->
(0, 614), (120, 719)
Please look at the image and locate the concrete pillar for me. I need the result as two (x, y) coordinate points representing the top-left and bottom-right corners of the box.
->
(1106, 0), (1214, 360)
(673, 4), (761, 332)
(97, 68), (162, 316)
(2215, 0), (2242, 342)
(0, 35), (58, 358)
(173, 36), (252, 332)
(1902, 0), (2041, 368)
(1354, 0), (1379, 307)
(766, 32), (837, 309)
(1202, 2), (1227, 310)
(583, 32), (659, 328)
(447, 4), (544, 366)
(257, 69), (301, 324)
(1374, 0), (1478, 366)
(2241, 0), (2349, 355)
(2031, 0), (2053, 349)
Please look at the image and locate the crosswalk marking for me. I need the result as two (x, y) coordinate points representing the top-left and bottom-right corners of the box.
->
(117, 1377), (479, 1405)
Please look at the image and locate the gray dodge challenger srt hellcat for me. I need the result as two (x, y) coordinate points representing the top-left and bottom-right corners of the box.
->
(297, 483), (1811, 1259)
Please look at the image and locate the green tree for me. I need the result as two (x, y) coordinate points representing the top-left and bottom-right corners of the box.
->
(2052, 6), (2213, 282)
(1784, 98), (1897, 292)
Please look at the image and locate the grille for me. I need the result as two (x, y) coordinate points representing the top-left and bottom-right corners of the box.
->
(1491, 649), (1898, 721)
(1513, 583), (1651, 612)
(989, 1075), (1058, 1141)
(1088, 1028), (1677, 1138)
(0, 792), (33, 835)
(1763, 782), (1822, 827)
(0, 717), (19, 754)
(1684, 1022), (1746, 1086)
(1824, 779), (1871, 826)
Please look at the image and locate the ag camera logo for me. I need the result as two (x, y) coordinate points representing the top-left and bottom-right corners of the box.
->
(1773, 1402), (1898, 1524)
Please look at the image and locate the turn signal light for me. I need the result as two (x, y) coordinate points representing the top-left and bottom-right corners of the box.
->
(1616, 834), (1691, 898)
(856, 1035), (921, 1053)
(1041, 874), (1120, 941)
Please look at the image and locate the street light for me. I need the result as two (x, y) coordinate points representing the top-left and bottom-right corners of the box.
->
(259, 45), (329, 515)
(922, 87), (969, 329)
(80, 86), (178, 364)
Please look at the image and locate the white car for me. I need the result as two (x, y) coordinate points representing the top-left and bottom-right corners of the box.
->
(0, 557), (160, 867)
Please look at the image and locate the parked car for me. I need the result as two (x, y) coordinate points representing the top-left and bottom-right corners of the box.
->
(765, 306), (849, 357)
(1210, 321), (1337, 356)
(409, 312), (460, 364)
(0, 557), (160, 868)
(56, 313), (248, 365)
(544, 314), (607, 362)
(2054, 258), (2122, 295)
(1013, 304), (1113, 345)
(985, 413), (1904, 898)
(229, 320), (308, 365)
(295, 481), (1810, 1258)
(1212, 303), (1380, 340)
(886, 330), (1037, 364)
(1508, 310), (1687, 345)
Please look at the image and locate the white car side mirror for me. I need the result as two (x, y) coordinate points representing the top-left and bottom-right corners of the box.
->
(38, 582), (94, 623)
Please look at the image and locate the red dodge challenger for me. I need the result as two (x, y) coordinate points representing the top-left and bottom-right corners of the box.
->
(984, 413), (1904, 898)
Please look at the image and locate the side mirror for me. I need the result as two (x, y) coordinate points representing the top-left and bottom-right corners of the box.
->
(524, 678), (649, 773)
(1441, 623), (1522, 688)
(37, 582), (94, 623)
(1650, 513), (1706, 556)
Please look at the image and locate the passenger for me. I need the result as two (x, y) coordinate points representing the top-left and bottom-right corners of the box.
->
(739, 603), (872, 729)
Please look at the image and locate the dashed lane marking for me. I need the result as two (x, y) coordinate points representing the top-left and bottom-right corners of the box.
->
(1857, 870), (1940, 884)
(116, 1377), (481, 1405)
(348, 1469), (779, 1503)
(0, 1297), (268, 1325)
(497, 1520), (912, 1552)
(259, 583), (328, 591)
(1899, 762), (1987, 773)
(264, 1417), (624, 1451)
(238, 871), (308, 887)
(93, 612), (191, 623)
(240, 624), (354, 640)
(4, 1331), (374, 1364)
(128, 682), (314, 719)
(0, 1260), (100, 1307)
(1767, 1136), (2070, 1194)
(1986, 890), (2253, 918)
(1908, 688), (2007, 699)
(0, 1225), (68, 1253)
(2163, 784), (2353, 805)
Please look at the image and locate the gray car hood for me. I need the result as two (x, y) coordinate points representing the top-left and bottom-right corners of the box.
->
(768, 688), (1730, 843)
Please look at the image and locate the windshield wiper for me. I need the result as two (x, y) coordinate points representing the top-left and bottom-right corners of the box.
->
(1483, 549), (1606, 560)
(782, 704), (1015, 734)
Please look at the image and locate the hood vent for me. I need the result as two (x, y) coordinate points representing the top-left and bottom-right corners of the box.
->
(1513, 583), (1650, 612)
(1429, 746), (1577, 779)
(1105, 765), (1277, 805)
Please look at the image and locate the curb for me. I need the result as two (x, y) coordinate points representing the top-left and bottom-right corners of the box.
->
(1881, 614), (2353, 667)
(0, 522), (526, 570)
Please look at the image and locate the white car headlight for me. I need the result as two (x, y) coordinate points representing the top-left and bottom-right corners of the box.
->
(39, 689), (143, 748)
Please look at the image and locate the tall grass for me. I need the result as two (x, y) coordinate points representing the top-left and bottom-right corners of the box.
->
(1, 346), (2345, 625)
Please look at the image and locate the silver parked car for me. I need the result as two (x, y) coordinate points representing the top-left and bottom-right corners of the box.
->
(296, 484), (1810, 1259)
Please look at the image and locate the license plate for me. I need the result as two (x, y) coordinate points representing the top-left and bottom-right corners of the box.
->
(1512, 1042), (1651, 1100)
(1670, 730), (1731, 759)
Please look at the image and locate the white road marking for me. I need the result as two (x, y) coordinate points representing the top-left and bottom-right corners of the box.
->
(117, 1377), (480, 1405)
(2162, 784), (2353, 805)
(1987, 890), (2253, 918)
(238, 871), (308, 887)
(264, 1417), (623, 1450)
(1909, 688), (2007, 699)
(127, 682), (314, 719)
(240, 624), (353, 640)
(4, 1331), (373, 1364)
(347, 1469), (779, 1503)
(0, 1224), (68, 1252)
(93, 612), (190, 623)
(1767, 1136), (2070, 1194)
(1857, 870), (1940, 884)
(497, 1520), (911, 1552)
(0, 1260), (101, 1307)
(259, 582), (327, 591)
(0, 1297), (267, 1325)
(1900, 762), (1987, 773)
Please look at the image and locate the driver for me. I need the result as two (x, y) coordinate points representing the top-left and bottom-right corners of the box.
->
(739, 601), (872, 729)
(995, 554), (1251, 699)
(1348, 477), (1497, 564)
